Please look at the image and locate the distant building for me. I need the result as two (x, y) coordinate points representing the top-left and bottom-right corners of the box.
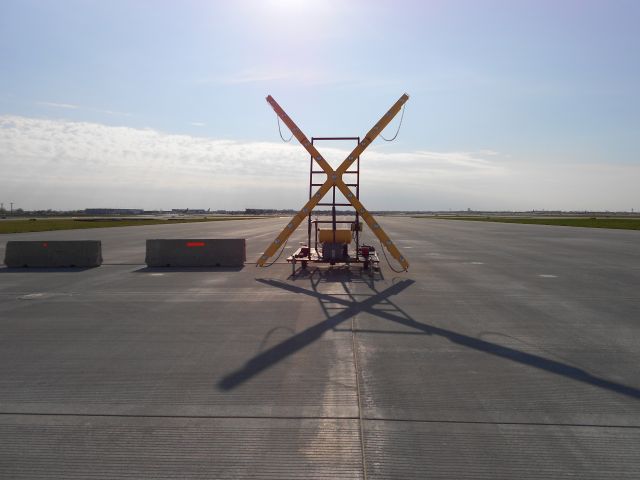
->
(84, 208), (144, 215)
(245, 208), (277, 215)
(171, 209), (209, 214)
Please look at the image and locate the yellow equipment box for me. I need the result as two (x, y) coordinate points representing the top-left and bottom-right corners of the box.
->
(319, 229), (352, 244)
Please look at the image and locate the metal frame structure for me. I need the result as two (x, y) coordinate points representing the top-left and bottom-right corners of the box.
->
(308, 136), (360, 258)
(257, 94), (410, 271)
(294, 135), (376, 273)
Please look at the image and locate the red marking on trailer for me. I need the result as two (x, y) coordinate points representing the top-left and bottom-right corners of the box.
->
(186, 242), (205, 247)
(42, 243), (48, 248)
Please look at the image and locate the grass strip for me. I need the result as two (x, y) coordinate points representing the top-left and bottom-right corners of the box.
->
(0, 217), (266, 234)
(416, 216), (640, 231)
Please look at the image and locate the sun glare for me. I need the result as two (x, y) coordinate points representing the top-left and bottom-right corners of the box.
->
(268, 0), (311, 11)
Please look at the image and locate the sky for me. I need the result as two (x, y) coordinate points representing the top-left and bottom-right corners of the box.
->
(1, 0), (639, 211)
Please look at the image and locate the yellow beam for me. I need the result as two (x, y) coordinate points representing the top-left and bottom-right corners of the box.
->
(337, 93), (409, 175)
(335, 179), (409, 270)
(257, 96), (338, 266)
(257, 182), (333, 265)
(266, 95), (334, 175)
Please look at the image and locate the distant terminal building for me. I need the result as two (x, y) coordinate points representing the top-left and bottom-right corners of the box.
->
(246, 209), (274, 215)
(171, 209), (209, 214)
(84, 208), (144, 215)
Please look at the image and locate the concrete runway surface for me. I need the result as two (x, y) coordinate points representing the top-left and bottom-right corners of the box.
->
(1, 217), (639, 479)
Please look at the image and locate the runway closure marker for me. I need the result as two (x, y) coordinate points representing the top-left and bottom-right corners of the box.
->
(257, 94), (410, 271)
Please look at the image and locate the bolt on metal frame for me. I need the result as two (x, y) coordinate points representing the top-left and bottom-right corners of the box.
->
(257, 94), (410, 271)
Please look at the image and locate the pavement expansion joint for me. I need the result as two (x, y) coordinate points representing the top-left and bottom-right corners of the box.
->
(360, 417), (640, 429)
(0, 412), (360, 421)
(351, 315), (369, 480)
(2, 412), (638, 430)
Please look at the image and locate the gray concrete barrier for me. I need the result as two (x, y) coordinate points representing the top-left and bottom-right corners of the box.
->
(4, 241), (103, 268)
(145, 239), (246, 267)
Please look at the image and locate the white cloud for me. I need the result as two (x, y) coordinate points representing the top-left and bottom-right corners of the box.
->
(0, 115), (637, 211)
(36, 101), (79, 110)
(36, 101), (131, 116)
(0, 115), (316, 210)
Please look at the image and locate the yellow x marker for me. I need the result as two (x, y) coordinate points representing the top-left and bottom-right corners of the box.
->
(257, 94), (410, 271)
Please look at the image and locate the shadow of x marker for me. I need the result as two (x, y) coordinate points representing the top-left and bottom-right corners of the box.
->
(219, 278), (640, 401)
(218, 279), (414, 390)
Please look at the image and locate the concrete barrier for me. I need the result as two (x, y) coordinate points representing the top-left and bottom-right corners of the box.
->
(4, 241), (103, 268)
(145, 239), (246, 267)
